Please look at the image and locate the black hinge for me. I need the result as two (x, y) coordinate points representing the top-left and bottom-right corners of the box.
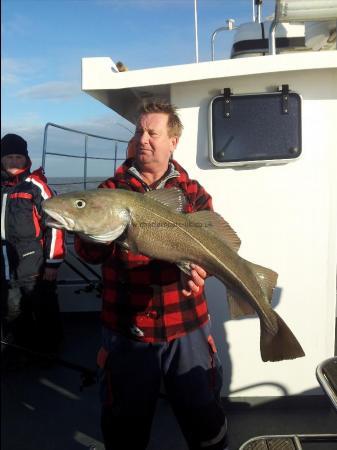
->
(280, 84), (289, 114)
(223, 88), (231, 118)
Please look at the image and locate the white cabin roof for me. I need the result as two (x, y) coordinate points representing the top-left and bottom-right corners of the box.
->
(82, 51), (337, 122)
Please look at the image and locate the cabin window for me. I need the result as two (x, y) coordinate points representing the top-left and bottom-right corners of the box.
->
(209, 90), (302, 167)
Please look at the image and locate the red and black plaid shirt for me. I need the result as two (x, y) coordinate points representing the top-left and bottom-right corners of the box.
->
(75, 158), (213, 342)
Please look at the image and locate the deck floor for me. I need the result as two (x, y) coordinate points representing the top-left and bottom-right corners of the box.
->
(2, 312), (336, 450)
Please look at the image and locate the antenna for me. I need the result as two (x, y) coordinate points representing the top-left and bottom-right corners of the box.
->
(194, 0), (199, 63)
(255, 0), (263, 23)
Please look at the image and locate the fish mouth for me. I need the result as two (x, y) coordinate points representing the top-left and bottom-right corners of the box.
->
(44, 209), (75, 231)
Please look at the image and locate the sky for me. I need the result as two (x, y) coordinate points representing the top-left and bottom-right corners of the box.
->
(1, 0), (275, 176)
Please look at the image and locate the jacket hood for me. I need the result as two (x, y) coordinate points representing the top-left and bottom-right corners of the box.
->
(30, 166), (48, 183)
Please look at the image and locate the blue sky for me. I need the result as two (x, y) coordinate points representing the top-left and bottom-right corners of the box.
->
(2, 0), (275, 175)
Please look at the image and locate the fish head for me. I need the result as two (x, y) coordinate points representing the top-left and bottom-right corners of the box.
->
(42, 189), (130, 241)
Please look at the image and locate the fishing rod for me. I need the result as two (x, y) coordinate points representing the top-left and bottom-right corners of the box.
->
(1, 339), (97, 390)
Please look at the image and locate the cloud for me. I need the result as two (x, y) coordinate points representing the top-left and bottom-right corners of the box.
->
(96, 0), (186, 6)
(16, 81), (81, 100)
(73, 114), (135, 139)
(1, 57), (43, 85)
(2, 13), (32, 36)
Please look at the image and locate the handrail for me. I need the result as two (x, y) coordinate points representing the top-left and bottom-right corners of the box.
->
(41, 122), (129, 189)
(316, 356), (337, 412)
(269, 0), (281, 55)
(211, 20), (237, 61)
(43, 152), (118, 160)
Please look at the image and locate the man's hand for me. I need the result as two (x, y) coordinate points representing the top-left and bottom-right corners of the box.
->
(43, 267), (58, 281)
(181, 264), (207, 297)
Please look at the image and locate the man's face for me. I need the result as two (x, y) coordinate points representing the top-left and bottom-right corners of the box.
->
(134, 113), (178, 168)
(1, 154), (27, 175)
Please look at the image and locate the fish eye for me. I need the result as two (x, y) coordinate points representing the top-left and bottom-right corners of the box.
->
(74, 199), (86, 209)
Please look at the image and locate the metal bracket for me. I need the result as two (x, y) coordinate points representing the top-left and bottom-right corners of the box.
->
(280, 84), (289, 114)
(223, 88), (231, 118)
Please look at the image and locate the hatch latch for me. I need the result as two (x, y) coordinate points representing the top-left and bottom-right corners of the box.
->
(280, 84), (290, 114)
(223, 88), (232, 118)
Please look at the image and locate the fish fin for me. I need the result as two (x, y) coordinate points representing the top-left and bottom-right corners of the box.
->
(245, 260), (278, 304)
(187, 211), (241, 252)
(177, 261), (192, 276)
(227, 288), (257, 318)
(260, 312), (305, 362)
(144, 188), (186, 213)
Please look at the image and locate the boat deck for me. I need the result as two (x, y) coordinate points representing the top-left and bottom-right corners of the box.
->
(2, 312), (336, 450)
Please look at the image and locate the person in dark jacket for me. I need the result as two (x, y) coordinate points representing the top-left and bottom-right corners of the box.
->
(75, 102), (228, 450)
(1, 133), (66, 364)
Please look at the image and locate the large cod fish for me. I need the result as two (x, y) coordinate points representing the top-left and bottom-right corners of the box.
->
(42, 188), (304, 362)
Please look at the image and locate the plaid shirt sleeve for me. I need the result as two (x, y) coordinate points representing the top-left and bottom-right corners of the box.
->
(193, 180), (213, 212)
(98, 178), (117, 189)
(180, 179), (214, 213)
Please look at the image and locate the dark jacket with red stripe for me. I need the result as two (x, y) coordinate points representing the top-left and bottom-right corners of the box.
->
(1, 164), (66, 285)
(75, 159), (213, 342)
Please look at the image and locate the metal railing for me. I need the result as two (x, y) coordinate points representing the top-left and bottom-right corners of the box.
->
(41, 122), (129, 189)
(211, 19), (237, 61)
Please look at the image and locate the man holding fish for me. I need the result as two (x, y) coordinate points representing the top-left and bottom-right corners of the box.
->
(43, 101), (304, 450)
(75, 102), (228, 450)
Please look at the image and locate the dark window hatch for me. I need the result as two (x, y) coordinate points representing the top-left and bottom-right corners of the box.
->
(209, 87), (302, 168)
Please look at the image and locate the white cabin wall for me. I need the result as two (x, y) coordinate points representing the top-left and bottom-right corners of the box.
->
(171, 69), (337, 397)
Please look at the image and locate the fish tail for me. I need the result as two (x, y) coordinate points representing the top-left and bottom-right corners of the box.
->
(260, 312), (305, 362)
